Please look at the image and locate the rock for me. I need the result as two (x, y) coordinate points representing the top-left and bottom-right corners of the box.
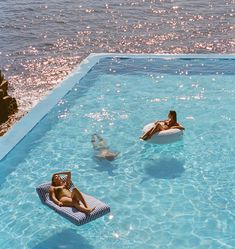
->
(0, 70), (4, 83)
(0, 90), (8, 123)
(0, 71), (18, 126)
(0, 80), (8, 96)
(4, 96), (18, 115)
(0, 89), (4, 99)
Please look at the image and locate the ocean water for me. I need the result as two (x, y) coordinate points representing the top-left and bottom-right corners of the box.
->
(0, 57), (235, 248)
(0, 0), (234, 113)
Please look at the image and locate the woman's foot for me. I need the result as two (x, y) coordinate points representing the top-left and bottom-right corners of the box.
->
(85, 206), (96, 215)
(140, 135), (148, 141)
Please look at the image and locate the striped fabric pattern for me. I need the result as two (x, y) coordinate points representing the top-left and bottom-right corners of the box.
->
(36, 181), (110, 226)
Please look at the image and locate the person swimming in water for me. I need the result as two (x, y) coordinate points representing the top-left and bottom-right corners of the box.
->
(91, 134), (119, 161)
(140, 110), (185, 141)
(49, 171), (95, 214)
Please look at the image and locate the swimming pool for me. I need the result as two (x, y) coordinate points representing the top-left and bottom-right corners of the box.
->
(0, 54), (235, 249)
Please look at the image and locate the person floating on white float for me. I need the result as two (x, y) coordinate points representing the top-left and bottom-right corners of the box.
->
(140, 110), (185, 141)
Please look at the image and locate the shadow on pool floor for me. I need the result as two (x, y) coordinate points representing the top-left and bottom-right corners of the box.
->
(141, 157), (185, 183)
(32, 228), (94, 249)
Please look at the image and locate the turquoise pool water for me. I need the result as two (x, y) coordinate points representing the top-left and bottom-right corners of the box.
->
(0, 55), (235, 249)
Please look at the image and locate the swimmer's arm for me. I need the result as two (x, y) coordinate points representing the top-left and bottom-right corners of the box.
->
(95, 134), (104, 141)
(96, 135), (107, 147)
(49, 187), (63, 206)
(91, 135), (96, 145)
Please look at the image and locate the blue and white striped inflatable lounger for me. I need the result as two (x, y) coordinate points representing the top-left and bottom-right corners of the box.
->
(36, 182), (110, 226)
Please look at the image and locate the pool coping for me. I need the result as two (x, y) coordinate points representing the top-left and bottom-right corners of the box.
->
(0, 53), (234, 161)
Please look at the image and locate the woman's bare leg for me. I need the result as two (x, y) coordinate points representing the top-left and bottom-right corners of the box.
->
(71, 188), (88, 208)
(140, 127), (154, 140)
(141, 123), (165, 140)
(148, 123), (165, 138)
(74, 203), (95, 215)
(60, 196), (95, 214)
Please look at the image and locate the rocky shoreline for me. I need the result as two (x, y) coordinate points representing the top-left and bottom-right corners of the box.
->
(0, 56), (75, 137)
(0, 70), (18, 136)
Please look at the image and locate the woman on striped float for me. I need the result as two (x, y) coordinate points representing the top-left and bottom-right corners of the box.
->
(140, 110), (185, 142)
(49, 171), (95, 215)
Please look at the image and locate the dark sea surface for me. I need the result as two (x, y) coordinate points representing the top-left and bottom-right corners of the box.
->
(0, 0), (234, 114)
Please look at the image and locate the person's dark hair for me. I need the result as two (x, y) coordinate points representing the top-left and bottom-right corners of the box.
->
(51, 174), (57, 186)
(169, 110), (177, 122)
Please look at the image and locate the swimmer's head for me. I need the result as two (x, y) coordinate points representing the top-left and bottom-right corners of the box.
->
(105, 155), (116, 161)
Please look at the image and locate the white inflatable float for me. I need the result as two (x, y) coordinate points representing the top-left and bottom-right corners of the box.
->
(142, 122), (183, 144)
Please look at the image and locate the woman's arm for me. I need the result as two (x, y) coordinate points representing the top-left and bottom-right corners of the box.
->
(155, 119), (169, 125)
(49, 188), (63, 206)
(171, 125), (185, 130)
(52, 171), (71, 188)
(53, 171), (71, 176)
(65, 172), (71, 188)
